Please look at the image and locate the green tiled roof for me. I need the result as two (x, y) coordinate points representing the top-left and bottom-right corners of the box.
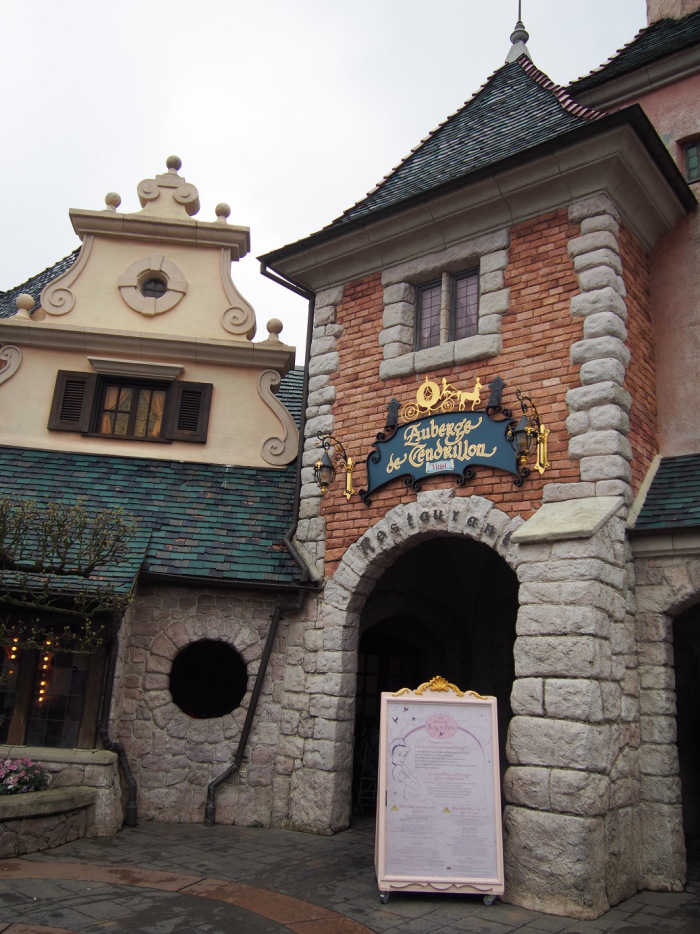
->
(0, 445), (304, 587)
(569, 9), (700, 95)
(634, 455), (700, 531)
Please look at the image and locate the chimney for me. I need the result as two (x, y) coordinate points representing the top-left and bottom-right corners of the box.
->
(647, 0), (700, 24)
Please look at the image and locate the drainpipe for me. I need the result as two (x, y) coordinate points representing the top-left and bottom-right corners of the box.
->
(99, 632), (138, 827)
(203, 265), (316, 827)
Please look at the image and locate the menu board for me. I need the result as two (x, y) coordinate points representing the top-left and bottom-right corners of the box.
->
(375, 678), (504, 899)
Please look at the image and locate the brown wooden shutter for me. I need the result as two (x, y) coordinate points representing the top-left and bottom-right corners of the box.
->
(165, 381), (212, 443)
(48, 371), (97, 432)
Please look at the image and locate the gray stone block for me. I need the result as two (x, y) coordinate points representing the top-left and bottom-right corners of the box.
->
(589, 405), (629, 432)
(569, 194), (620, 224)
(514, 635), (610, 679)
(570, 336), (630, 367)
(503, 806), (608, 918)
(454, 333), (501, 363)
(510, 677), (544, 715)
(565, 411), (590, 436)
(382, 282), (414, 304)
(569, 431), (632, 460)
(480, 249), (509, 273)
(310, 335), (337, 356)
(583, 312), (628, 341)
(567, 382), (631, 412)
(414, 341), (455, 371)
(640, 714), (676, 744)
(379, 354), (416, 380)
(580, 215), (620, 237)
(542, 482), (596, 502)
(478, 312), (503, 334)
(545, 678), (605, 722)
(573, 248), (623, 276)
(308, 352), (340, 378)
(503, 765), (550, 808)
(316, 285), (344, 307)
(568, 230), (619, 258)
(570, 286), (628, 320)
(382, 301), (414, 329)
(480, 270), (505, 293)
(382, 341), (412, 360)
(479, 288), (510, 316)
(507, 716), (613, 773)
(516, 604), (609, 637)
(580, 455), (631, 483)
(378, 324), (413, 347)
(549, 769), (610, 815)
(578, 267), (626, 296)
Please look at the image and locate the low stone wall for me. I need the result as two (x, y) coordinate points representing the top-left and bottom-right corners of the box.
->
(0, 745), (123, 836)
(0, 787), (96, 857)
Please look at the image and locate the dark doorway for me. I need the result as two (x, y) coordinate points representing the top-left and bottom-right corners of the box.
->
(352, 535), (518, 814)
(674, 604), (700, 841)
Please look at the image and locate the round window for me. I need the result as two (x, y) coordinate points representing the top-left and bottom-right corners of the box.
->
(169, 640), (247, 719)
(141, 276), (168, 299)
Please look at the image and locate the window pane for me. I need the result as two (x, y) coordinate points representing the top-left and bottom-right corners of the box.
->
(0, 645), (20, 744)
(452, 271), (479, 340)
(26, 650), (89, 748)
(417, 282), (441, 349)
(685, 142), (699, 182)
(134, 389), (166, 439)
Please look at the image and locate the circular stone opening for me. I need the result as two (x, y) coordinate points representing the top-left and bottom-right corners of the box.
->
(141, 276), (168, 298)
(169, 639), (247, 719)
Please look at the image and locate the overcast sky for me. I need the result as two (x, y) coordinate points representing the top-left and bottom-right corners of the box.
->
(2, 1), (647, 357)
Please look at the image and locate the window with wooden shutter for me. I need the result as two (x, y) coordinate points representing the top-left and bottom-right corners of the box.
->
(48, 372), (212, 445)
(166, 381), (212, 443)
(48, 372), (97, 432)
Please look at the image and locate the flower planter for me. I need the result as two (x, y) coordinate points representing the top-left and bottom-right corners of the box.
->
(0, 787), (96, 858)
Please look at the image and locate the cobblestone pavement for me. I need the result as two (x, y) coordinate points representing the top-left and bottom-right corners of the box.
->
(0, 820), (699, 933)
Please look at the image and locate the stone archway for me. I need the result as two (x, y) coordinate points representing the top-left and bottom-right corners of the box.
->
(294, 489), (523, 834)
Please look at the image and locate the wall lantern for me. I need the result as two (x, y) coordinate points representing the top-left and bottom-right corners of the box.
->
(507, 390), (550, 476)
(313, 433), (355, 500)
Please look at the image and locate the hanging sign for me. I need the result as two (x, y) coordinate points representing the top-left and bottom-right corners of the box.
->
(375, 676), (504, 903)
(359, 376), (549, 504)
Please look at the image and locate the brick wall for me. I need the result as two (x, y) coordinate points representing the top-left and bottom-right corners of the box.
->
(322, 209), (583, 574)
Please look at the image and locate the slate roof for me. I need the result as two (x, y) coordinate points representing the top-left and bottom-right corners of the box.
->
(569, 9), (700, 95)
(0, 444), (305, 588)
(634, 455), (700, 531)
(262, 58), (603, 262)
(277, 368), (304, 427)
(0, 250), (79, 318)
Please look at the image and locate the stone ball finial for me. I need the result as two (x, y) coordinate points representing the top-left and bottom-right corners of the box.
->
(266, 318), (284, 342)
(105, 191), (122, 211)
(215, 202), (231, 223)
(166, 155), (182, 173)
(16, 293), (35, 319)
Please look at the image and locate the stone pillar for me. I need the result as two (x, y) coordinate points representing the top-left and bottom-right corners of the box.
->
(505, 502), (637, 918)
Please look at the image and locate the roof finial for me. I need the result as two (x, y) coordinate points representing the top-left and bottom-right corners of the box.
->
(506, 0), (531, 63)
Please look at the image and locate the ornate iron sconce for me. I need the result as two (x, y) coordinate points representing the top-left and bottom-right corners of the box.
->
(313, 433), (355, 500)
(507, 390), (550, 477)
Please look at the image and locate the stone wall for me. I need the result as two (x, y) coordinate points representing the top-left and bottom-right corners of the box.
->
(632, 544), (700, 891)
(117, 581), (294, 826)
(0, 745), (122, 837)
(0, 787), (96, 857)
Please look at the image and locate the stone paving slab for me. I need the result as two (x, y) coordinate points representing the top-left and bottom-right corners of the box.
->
(0, 821), (699, 933)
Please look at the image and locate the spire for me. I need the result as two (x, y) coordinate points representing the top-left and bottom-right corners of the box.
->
(506, 0), (531, 62)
